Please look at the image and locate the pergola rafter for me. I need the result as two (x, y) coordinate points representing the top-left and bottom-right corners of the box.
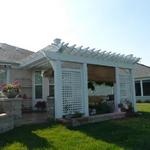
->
(57, 41), (140, 64)
(20, 38), (140, 69)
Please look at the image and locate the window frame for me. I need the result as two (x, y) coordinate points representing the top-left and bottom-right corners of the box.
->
(0, 69), (7, 84)
(142, 79), (150, 96)
(49, 77), (54, 97)
(135, 80), (141, 96)
(34, 71), (43, 99)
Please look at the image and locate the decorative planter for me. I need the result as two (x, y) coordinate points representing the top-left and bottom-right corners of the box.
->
(3, 90), (18, 98)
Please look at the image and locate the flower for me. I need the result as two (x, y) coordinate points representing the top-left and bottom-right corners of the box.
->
(0, 80), (21, 98)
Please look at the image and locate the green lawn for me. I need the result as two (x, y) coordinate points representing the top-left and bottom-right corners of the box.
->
(0, 103), (150, 150)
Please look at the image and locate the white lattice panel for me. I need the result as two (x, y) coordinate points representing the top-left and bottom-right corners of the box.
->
(119, 69), (132, 102)
(62, 69), (83, 115)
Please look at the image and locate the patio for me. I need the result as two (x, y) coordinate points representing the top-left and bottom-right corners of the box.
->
(15, 112), (49, 127)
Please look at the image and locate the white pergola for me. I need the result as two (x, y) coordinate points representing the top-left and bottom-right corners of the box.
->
(20, 38), (140, 119)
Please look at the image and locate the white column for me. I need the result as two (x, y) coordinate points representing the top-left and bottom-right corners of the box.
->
(53, 60), (63, 119)
(140, 80), (143, 96)
(130, 69), (137, 112)
(114, 67), (120, 112)
(82, 63), (89, 116)
(32, 71), (35, 109)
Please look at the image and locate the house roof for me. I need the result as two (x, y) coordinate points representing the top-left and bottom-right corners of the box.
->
(0, 43), (34, 65)
(134, 63), (150, 79)
(20, 38), (140, 69)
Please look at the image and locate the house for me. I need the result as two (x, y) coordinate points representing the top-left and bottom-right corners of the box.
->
(134, 63), (150, 102)
(0, 43), (34, 101)
(0, 39), (140, 119)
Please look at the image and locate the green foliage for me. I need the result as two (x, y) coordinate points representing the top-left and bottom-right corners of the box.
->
(118, 100), (134, 113)
(136, 100), (142, 103)
(91, 102), (112, 114)
(35, 101), (46, 111)
(88, 81), (95, 91)
(88, 81), (114, 91)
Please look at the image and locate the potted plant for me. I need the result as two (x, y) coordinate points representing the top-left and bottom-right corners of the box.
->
(35, 101), (46, 111)
(118, 103), (123, 112)
(0, 80), (21, 98)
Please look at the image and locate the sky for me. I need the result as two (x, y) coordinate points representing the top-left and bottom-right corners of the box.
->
(0, 0), (150, 66)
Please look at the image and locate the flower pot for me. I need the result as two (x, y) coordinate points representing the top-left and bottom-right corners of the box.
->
(4, 89), (18, 98)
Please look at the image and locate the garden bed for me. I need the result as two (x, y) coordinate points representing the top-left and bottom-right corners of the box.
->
(57, 112), (126, 126)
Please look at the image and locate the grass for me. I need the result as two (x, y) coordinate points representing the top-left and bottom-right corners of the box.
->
(0, 103), (150, 150)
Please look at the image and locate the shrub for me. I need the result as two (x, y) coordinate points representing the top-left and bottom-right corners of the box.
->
(96, 102), (112, 114)
(137, 100), (142, 103)
(35, 101), (46, 111)
(144, 100), (150, 103)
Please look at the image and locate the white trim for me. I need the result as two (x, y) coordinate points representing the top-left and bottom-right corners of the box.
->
(53, 60), (63, 118)
(135, 78), (150, 97)
(32, 71), (35, 109)
(130, 69), (137, 112)
(6, 69), (10, 83)
(32, 70), (43, 109)
(140, 80), (143, 96)
(62, 68), (81, 72)
(82, 63), (89, 116)
(114, 67), (120, 112)
(45, 51), (135, 69)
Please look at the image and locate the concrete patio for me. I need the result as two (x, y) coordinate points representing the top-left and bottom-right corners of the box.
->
(15, 112), (49, 127)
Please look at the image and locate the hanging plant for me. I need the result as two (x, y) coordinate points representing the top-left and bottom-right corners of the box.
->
(95, 81), (114, 87)
(88, 80), (114, 91)
(88, 81), (95, 91)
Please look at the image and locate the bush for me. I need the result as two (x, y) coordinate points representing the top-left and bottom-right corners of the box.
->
(96, 102), (112, 114)
(35, 101), (46, 111)
(144, 100), (150, 103)
(137, 100), (142, 103)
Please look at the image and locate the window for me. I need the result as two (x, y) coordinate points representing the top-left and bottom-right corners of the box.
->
(35, 71), (42, 99)
(142, 80), (150, 96)
(135, 81), (141, 96)
(49, 78), (54, 97)
(0, 69), (6, 84)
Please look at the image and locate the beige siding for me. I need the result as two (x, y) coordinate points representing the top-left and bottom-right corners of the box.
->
(134, 64), (150, 78)
(10, 69), (32, 99)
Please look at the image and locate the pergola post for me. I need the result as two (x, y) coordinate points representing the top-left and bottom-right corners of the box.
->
(82, 63), (89, 116)
(52, 60), (63, 118)
(114, 67), (120, 112)
(130, 69), (137, 112)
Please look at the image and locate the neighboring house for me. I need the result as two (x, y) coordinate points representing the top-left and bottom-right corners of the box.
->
(0, 39), (140, 119)
(134, 63), (150, 102)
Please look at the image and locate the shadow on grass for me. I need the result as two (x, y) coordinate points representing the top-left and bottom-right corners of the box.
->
(69, 112), (150, 150)
(0, 122), (55, 150)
